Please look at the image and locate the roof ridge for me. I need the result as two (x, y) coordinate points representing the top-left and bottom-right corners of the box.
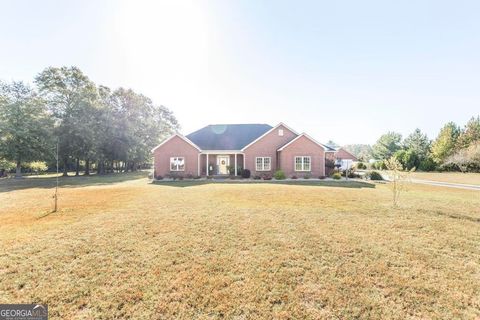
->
(186, 123), (273, 150)
(207, 123), (271, 126)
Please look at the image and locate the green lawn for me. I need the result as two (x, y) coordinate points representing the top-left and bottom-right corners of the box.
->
(0, 173), (478, 319)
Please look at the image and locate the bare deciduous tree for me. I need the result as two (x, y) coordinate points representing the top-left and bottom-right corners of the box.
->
(385, 156), (411, 208)
(445, 142), (480, 172)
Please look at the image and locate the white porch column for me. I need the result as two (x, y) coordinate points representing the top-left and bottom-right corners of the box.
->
(206, 153), (209, 176)
(243, 154), (246, 170)
(197, 154), (200, 176)
(234, 153), (237, 176)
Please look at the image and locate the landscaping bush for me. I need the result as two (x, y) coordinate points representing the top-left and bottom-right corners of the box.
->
(253, 175), (261, 180)
(206, 175), (213, 179)
(318, 175), (326, 179)
(229, 175), (236, 180)
(241, 169), (251, 179)
(167, 173), (180, 180)
(291, 175), (298, 179)
(303, 173), (311, 179)
(346, 171), (359, 178)
(356, 162), (366, 169)
(227, 165), (235, 175)
(185, 173), (194, 179)
(332, 172), (342, 180)
(369, 171), (383, 180)
(274, 170), (286, 180)
(155, 175), (164, 180)
(193, 175), (201, 179)
(262, 174), (272, 180)
(208, 165), (216, 175)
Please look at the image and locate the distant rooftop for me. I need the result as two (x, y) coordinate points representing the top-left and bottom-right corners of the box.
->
(186, 124), (272, 150)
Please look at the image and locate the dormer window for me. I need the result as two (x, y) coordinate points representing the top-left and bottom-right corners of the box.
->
(278, 129), (284, 136)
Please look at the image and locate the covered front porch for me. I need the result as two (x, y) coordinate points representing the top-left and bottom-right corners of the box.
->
(199, 151), (245, 176)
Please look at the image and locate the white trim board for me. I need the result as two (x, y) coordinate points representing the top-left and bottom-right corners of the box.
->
(277, 133), (328, 151)
(151, 133), (202, 152)
(201, 150), (243, 154)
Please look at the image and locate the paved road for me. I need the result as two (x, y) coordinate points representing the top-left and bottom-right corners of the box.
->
(409, 179), (480, 191)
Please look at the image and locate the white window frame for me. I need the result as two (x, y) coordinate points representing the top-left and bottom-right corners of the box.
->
(255, 157), (271, 171)
(294, 156), (311, 172)
(278, 129), (284, 136)
(170, 157), (185, 171)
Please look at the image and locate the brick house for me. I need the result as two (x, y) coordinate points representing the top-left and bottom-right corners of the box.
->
(152, 123), (349, 178)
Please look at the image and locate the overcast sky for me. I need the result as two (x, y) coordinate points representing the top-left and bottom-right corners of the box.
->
(1, 0), (479, 145)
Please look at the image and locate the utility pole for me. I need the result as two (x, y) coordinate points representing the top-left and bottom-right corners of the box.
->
(53, 140), (59, 212)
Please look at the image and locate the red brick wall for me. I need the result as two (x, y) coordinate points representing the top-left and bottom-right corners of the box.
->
(278, 135), (326, 178)
(243, 125), (297, 176)
(153, 136), (200, 177)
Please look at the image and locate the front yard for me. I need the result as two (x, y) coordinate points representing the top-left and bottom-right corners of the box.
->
(0, 173), (479, 319)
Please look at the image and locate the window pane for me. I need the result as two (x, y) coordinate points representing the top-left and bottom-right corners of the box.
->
(264, 157), (271, 170)
(304, 157), (311, 171)
(170, 158), (176, 170)
(295, 157), (302, 171)
(178, 158), (185, 171)
(256, 157), (263, 171)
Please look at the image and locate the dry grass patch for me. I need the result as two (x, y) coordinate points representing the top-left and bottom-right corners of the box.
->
(0, 174), (479, 319)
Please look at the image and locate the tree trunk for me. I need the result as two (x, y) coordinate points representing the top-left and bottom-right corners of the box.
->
(63, 158), (68, 177)
(15, 160), (22, 178)
(84, 159), (90, 175)
(97, 161), (103, 175)
(75, 158), (80, 176)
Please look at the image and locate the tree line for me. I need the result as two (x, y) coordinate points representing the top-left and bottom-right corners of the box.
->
(344, 116), (480, 172)
(0, 66), (179, 177)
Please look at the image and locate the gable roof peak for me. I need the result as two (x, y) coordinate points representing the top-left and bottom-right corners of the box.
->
(151, 133), (202, 152)
(277, 132), (329, 151)
(240, 122), (300, 151)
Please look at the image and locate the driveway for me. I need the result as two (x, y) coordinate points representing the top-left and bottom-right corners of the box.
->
(409, 179), (480, 191)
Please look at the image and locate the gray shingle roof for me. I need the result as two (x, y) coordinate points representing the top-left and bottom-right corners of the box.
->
(186, 124), (272, 150)
(323, 144), (337, 151)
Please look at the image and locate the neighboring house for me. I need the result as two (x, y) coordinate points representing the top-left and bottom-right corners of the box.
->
(333, 148), (358, 171)
(152, 123), (339, 178)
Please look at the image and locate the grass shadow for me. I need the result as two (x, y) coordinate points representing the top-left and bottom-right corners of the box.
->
(0, 171), (148, 193)
(151, 179), (375, 189)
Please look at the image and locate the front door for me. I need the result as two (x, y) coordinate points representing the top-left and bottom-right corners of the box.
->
(217, 155), (230, 175)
